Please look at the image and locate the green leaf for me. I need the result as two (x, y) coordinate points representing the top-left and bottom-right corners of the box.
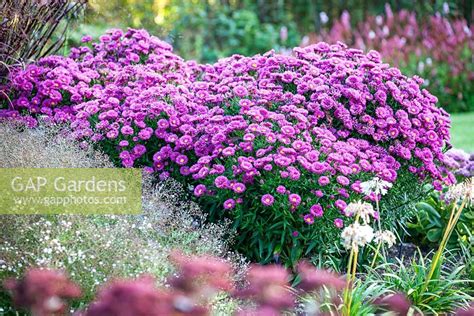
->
(427, 228), (442, 242)
(417, 202), (440, 219)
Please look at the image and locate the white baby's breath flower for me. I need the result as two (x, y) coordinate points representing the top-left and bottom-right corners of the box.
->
(344, 200), (375, 224)
(360, 177), (393, 197)
(374, 230), (397, 248)
(341, 222), (374, 250)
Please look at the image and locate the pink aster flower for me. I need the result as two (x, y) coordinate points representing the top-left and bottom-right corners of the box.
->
(193, 184), (206, 197)
(318, 176), (330, 186)
(176, 154), (188, 166)
(180, 166), (190, 175)
(233, 182), (246, 194)
(336, 175), (350, 186)
(222, 147), (235, 157)
(121, 125), (134, 135)
(224, 198), (236, 210)
(335, 199), (347, 211)
(334, 218), (344, 228)
(303, 214), (315, 225)
(261, 194), (275, 206)
(276, 185), (286, 194)
(214, 176), (229, 188)
(310, 204), (324, 217)
(289, 193), (302, 206)
(233, 86), (248, 97)
(119, 140), (129, 147)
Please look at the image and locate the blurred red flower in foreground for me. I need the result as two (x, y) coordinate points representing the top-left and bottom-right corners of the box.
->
(3, 269), (81, 316)
(297, 261), (346, 292)
(83, 276), (207, 316)
(168, 250), (233, 296)
(235, 264), (294, 315)
(374, 292), (412, 316)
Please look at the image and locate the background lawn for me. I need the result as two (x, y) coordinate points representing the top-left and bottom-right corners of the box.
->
(450, 112), (474, 152)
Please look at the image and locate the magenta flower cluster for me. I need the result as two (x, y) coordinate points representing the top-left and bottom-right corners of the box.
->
(0, 28), (454, 258)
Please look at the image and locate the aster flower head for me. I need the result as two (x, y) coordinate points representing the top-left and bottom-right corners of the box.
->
(309, 204), (324, 217)
(318, 176), (330, 186)
(303, 214), (315, 225)
(335, 199), (347, 211)
(276, 185), (287, 194)
(334, 218), (344, 228)
(81, 35), (93, 43)
(261, 194), (275, 206)
(193, 184), (206, 197)
(289, 193), (302, 206)
(176, 154), (189, 165)
(233, 182), (246, 193)
(223, 198), (236, 210)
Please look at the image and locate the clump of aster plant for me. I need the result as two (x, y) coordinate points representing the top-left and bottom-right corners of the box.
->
(0, 28), (455, 265)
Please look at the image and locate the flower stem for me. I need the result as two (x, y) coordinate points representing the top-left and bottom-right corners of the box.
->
(370, 241), (382, 268)
(374, 197), (387, 260)
(351, 248), (359, 283)
(421, 196), (468, 294)
(346, 248), (359, 316)
(343, 246), (355, 316)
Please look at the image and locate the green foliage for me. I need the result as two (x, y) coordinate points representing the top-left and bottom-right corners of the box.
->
(459, 226), (474, 291)
(368, 252), (473, 314)
(342, 280), (388, 316)
(407, 191), (474, 249)
(65, 0), (300, 63)
(164, 1), (300, 62)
